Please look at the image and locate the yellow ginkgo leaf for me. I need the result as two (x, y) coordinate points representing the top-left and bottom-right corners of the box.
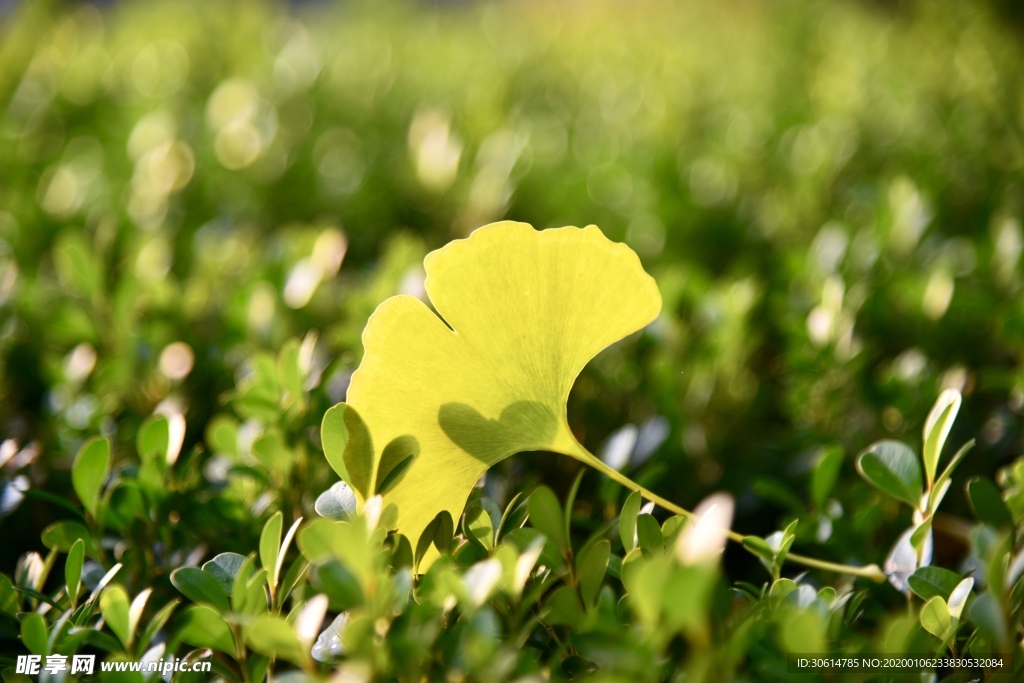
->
(322, 221), (661, 556)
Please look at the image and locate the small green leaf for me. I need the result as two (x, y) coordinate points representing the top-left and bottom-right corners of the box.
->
(966, 476), (1011, 528)
(315, 481), (358, 521)
(742, 535), (775, 563)
(464, 502), (496, 551)
(528, 486), (568, 555)
(923, 389), (961, 490)
(619, 490), (642, 553)
(205, 414), (240, 457)
(0, 574), (17, 614)
(170, 567), (230, 612)
(65, 538), (85, 605)
(810, 446), (843, 508)
(21, 612), (48, 655)
(910, 517), (933, 555)
(576, 540), (610, 607)
(260, 511), (284, 593)
(231, 555), (257, 613)
(72, 436), (110, 518)
(321, 404), (350, 486)
(100, 584), (132, 649)
(315, 561), (363, 611)
(907, 566), (962, 601)
(41, 521), (95, 556)
(246, 615), (307, 666)
(545, 585), (584, 628)
(138, 599), (178, 654)
(969, 592), (1005, 647)
(636, 514), (663, 554)
(856, 440), (923, 507)
(920, 596), (952, 642)
(137, 415), (169, 464)
(930, 439), (974, 513)
(202, 552), (247, 595)
(253, 429), (294, 476)
(178, 605), (236, 655)
(769, 578), (798, 606)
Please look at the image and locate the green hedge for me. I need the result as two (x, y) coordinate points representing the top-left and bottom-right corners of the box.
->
(1, 0), (1024, 680)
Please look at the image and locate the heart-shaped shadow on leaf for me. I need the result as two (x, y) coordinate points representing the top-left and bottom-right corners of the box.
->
(321, 221), (662, 567)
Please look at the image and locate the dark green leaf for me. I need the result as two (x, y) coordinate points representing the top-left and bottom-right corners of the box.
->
(576, 540), (610, 607)
(528, 486), (568, 554)
(908, 566), (962, 601)
(202, 552), (247, 595)
(966, 477), (1011, 528)
(65, 538), (85, 605)
(20, 612), (48, 655)
(170, 567), (230, 612)
(856, 440), (922, 507)
(41, 521), (96, 556)
(178, 605), (236, 655)
(636, 514), (663, 554)
(618, 490), (642, 553)
(72, 436), (110, 518)
(810, 446), (843, 508)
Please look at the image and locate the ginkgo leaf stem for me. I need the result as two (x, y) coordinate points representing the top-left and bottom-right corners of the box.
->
(568, 440), (887, 583)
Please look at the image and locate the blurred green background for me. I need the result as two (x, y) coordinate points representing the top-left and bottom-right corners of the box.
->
(1, 0), (1023, 575)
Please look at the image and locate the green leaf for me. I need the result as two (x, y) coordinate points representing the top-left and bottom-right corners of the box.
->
(321, 223), (662, 558)
(315, 481), (358, 521)
(528, 486), (568, 555)
(20, 612), (48, 655)
(72, 436), (110, 518)
(907, 566), (962, 601)
(100, 584), (132, 649)
(619, 490), (642, 553)
(246, 615), (307, 666)
(41, 521), (95, 556)
(920, 596), (952, 642)
(922, 389), (961, 490)
(856, 440), (923, 507)
(315, 561), (363, 611)
(0, 573), (17, 615)
(202, 552), (247, 595)
(138, 599), (178, 654)
(636, 514), (663, 554)
(464, 502), (496, 551)
(930, 439), (974, 513)
(910, 517), (933, 555)
(253, 429), (294, 476)
(742, 535), (775, 563)
(65, 538), (85, 605)
(810, 446), (843, 508)
(321, 404), (350, 486)
(170, 567), (230, 612)
(260, 511), (283, 593)
(205, 414), (240, 457)
(966, 476), (1011, 528)
(969, 592), (1005, 647)
(576, 539), (610, 607)
(178, 605), (236, 655)
(137, 414), (168, 464)
(229, 554), (256, 612)
(544, 585), (585, 628)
